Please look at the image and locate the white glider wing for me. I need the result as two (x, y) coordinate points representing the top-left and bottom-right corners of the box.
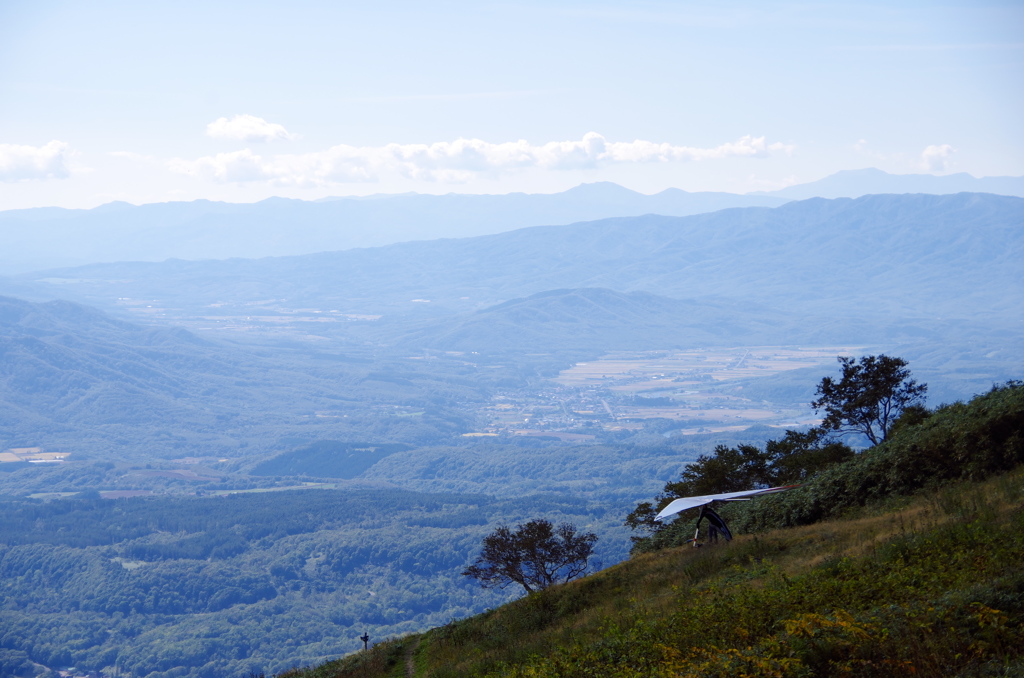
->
(654, 485), (799, 522)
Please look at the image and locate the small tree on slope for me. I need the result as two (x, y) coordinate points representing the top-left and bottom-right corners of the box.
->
(462, 519), (598, 594)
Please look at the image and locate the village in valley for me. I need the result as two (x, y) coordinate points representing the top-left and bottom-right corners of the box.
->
(462, 346), (859, 441)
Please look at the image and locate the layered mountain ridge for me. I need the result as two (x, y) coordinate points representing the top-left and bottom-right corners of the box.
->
(11, 192), (1020, 323)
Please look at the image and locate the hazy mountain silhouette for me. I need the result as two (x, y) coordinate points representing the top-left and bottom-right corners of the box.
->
(760, 168), (1024, 200)
(15, 193), (1017, 325)
(0, 183), (788, 274)
(5, 171), (1019, 275)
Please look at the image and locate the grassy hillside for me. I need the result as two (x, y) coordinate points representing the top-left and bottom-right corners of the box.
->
(287, 384), (1024, 678)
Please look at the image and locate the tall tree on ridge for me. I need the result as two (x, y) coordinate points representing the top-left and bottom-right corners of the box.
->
(811, 355), (927, 446)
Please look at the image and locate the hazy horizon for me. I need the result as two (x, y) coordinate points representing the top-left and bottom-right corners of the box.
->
(2, 1), (1022, 210)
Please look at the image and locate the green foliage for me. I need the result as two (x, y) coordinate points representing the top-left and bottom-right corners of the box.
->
(0, 488), (624, 677)
(630, 381), (1023, 554)
(0, 489), (488, 549)
(625, 429), (854, 545)
(0, 648), (39, 677)
(732, 380), (1024, 534)
(463, 520), (598, 594)
(765, 429), (855, 484)
(250, 442), (412, 479)
(811, 355), (927, 445)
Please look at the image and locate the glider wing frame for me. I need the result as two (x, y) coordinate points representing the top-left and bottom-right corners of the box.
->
(654, 485), (799, 522)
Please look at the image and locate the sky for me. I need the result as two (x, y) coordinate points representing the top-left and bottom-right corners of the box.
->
(1, 0), (1022, 209)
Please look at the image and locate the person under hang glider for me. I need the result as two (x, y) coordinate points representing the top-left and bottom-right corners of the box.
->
(654, 485), (799, 547)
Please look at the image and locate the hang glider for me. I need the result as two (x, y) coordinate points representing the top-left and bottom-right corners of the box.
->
(654, 485), (800, 522)
(654, 485), (799, 547)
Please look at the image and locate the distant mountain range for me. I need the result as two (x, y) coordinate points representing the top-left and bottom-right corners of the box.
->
(2, 192), (1021, 450)
(3, 191), (1020, 404)
(759, 168), (1024, 200)
(2, 168), (1021, 274)
(0, 183), (787, 274)
(13, 192), (1018, 323)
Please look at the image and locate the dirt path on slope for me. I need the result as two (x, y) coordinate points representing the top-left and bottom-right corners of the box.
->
(404, 638), (421, 678)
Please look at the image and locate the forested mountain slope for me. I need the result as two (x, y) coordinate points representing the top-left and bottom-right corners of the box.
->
(0, 296), (484, 457)
(0, 487), (625, 677)
(378, 288), (801, 352)
(368, 286), (981, 353)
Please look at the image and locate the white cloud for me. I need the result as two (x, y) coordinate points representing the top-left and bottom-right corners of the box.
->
(171, 133), (794, 186)
(921, 144), (955, 171)
(0, 141), (72, 182)
(206, 114), (299, 143)
(168, 149), (278, 182)
(602, 135), (793, 163)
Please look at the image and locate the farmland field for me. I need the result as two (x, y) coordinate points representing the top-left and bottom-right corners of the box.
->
(555, 346), (861, 388)
(0, 448), (69, 463)
(489, 346), (869, 435)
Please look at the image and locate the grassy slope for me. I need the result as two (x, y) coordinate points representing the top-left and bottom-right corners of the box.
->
(283, 388), (1024, 678)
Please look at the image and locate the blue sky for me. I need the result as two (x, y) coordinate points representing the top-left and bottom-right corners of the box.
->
(1, 1), (1021, 208)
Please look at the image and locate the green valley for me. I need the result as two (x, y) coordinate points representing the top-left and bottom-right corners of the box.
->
(1, 193), (1021, 677)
